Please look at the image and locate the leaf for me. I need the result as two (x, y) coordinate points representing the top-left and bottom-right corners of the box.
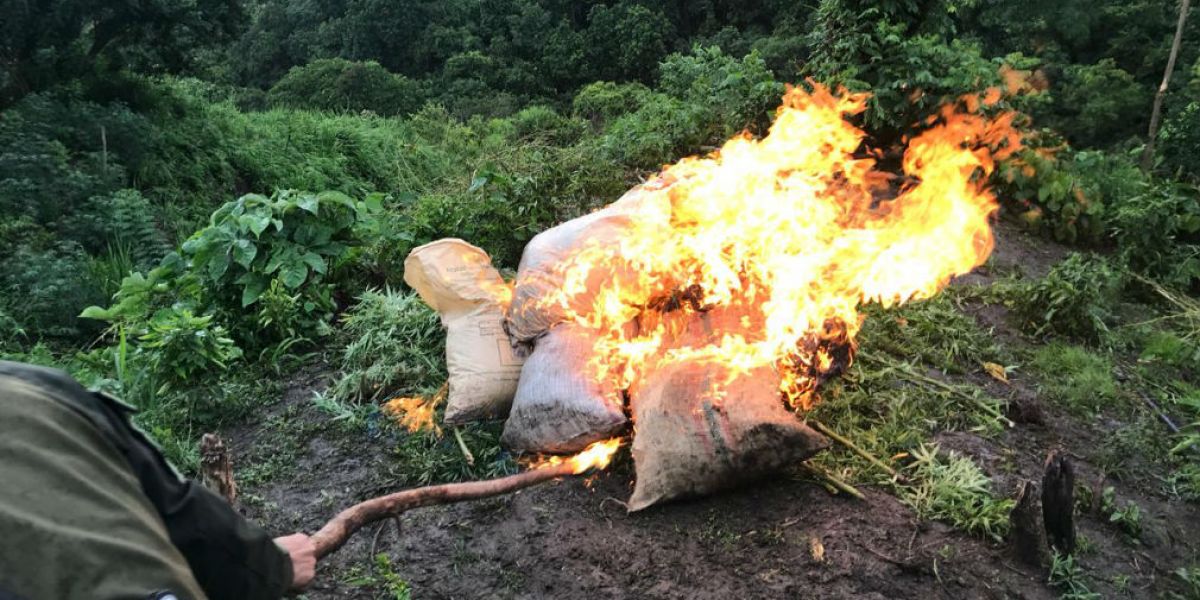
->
(79, 306), (114, 321)
(241, 275), (268, 307)
(280, 262), (308, 289)
(301, 251), (327, 275)
(233, 239), (258, 269)
(468, 175), (488, 193)
(296, 193), (320, 215)
(981, 362), (1009, 384)
(208, 250), (231, 280)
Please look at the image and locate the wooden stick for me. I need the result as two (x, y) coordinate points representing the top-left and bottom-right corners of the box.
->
(199, 433), (237, 504)
(804, 465), (865, 500)
(311, 462), (575, 558)
(809, 420), (906, 482)
(452, 427), (476, 466)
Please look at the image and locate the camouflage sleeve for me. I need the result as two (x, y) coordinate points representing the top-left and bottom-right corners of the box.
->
(94, 394), (295, 600)
(0, 361), (293, 600)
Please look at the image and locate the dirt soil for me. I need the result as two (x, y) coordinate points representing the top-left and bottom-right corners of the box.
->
(224, 220), (1200, 599)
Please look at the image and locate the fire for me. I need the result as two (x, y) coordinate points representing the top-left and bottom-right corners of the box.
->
(383, 392), (443, 434)
(530, 438), (622, 474)
(528, 82), (1020, 410)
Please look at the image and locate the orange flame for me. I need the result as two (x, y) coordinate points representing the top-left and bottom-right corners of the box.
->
(529, 438), (622, 474)
(523, 82), (1020, 410)
(383, 393), (443, 435)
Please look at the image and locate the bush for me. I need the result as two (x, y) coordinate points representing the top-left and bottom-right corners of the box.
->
(326, 289), (446, 403)
(1015, 253), (1124, 342)
(1109, 182), (1200, 288)
(1038, 59), (1150, 149)
(65, 189), (169, 269)
(1160, 102), (1200, 182)
(269, 59), (424, 117)
(181, 190), (381, 345)
(572, 81), (654, 128)
(508, 105), (585, 145)
(657, 46), (783, 137)
(999, 146), (1147, 245)
(139, 308), (243, 393)
(1, 242), (107, 340)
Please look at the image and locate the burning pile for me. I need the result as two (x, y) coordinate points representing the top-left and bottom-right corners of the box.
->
(402, 83), (1020, 510)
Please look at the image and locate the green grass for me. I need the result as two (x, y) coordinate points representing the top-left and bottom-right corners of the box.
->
(1030, 343), (1119, 415)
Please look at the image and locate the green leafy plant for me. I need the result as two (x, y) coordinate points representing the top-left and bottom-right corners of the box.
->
(1049, 552), (1101, 600)
(1015, 253), (1123, 342)
(182, 189), (379, 343)
(268, 58), (424, 117)
(139, 308), (242, 393)
(1099, 487), (1143, 538)
(1174, 565), (1200, 600)
(325, 289), (446, 403)
(901, 443), (1014, 541)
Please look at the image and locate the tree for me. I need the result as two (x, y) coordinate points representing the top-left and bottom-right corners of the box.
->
(0, 0), (244, 107)
(1142, 0), (1194, 171)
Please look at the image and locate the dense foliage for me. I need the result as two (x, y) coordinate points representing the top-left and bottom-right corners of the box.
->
(1, 0), (1198, 502)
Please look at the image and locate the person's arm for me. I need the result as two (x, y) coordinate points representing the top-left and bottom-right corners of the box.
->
(0, 361), (310, 599)
(94, 391), (310, 599)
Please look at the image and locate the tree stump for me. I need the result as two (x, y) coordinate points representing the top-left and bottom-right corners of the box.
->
(1041, 450), (1076, 555)
(1009, 480), (1048, 567)
(200, 433), (238, 505)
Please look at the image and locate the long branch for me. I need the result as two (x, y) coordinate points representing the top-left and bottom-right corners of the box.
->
(311, 462), (576, 558)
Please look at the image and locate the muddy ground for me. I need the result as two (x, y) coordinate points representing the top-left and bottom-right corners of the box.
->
(224, 221), (1200, 599)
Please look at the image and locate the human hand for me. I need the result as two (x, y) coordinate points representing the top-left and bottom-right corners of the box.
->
(274, 533), (317, 591)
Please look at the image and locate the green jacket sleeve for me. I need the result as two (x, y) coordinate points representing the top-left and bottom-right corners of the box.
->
(0, 362), (293, 600)
(96, 395), (295, 600)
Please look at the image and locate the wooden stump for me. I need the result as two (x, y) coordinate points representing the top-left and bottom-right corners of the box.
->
(200, 433), (238, 505)
(1009, 480), (1048, 567)
(1041, 450), (1076, 555)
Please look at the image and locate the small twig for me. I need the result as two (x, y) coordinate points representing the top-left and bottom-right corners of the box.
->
(810, 420), (906, 483)
(453, 427), (476, 466)
(861, 543), (914, 569)
(368, 521), (388, 569)
(804, 464), (865, 500)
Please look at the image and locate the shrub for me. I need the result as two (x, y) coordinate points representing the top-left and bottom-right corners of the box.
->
(1038, 59), (1150, 149)
(1160, 102), (1200, 182)
(1109, 182), (1200, 289)
(139, 308), (243, 393)
(269, 59), (424, 117)
(65, 189), (169, 269)
(1015, 253), (1123, 342)
(572, 81), (654, 127)
(657, 46), (783, 137)
(997, 143), (1147, 246)
(508, 105), (585, 145)
(326, 289), (446, 403)
(181, 190), (380, 344)
(1, 242), (107, 340)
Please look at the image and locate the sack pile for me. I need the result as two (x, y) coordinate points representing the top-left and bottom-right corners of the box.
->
(402, 185), (827, 510)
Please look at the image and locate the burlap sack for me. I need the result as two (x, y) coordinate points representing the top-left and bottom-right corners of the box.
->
(403, 239), (523, 423)
(501, 321), (628, 453)
(626, 308), (827, 511)
(505, 182), (666, 343)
